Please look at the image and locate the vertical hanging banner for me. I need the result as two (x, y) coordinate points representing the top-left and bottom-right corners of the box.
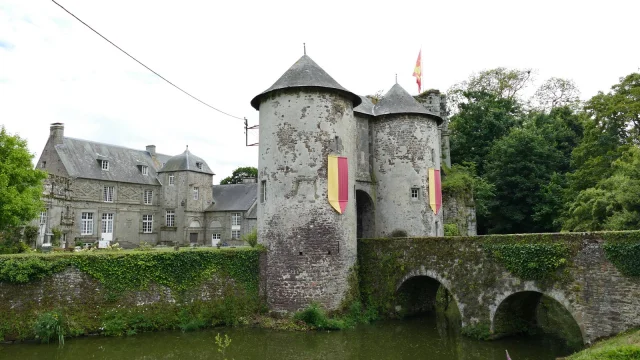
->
(428, 168), (442, 214)
(328, 155), (349, 214)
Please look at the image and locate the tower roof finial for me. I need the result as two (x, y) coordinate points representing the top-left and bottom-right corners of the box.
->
(395, 73), (398, 84)
(303, 43), (306, 56)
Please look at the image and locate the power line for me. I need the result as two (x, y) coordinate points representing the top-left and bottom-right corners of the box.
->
(51, 0), (245, 121)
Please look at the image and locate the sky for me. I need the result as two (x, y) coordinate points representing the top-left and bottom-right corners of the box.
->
(1, 0), (639, 184)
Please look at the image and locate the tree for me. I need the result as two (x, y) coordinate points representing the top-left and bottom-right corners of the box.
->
(0, 126), (47, 230)
(219, 166), (258, 185)
(564, 147), (640, 231)
(484, 127), (563, 234)
(448, 67), (534, 113)
(531, 77), (581, 112)
(449, 91), (521, 175)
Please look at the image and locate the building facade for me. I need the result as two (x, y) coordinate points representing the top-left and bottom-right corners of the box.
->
(35, 124), (256, 249)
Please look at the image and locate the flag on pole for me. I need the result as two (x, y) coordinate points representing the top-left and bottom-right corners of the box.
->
(412, 49), (422, 93)
(428, 168), (441, 214)
(328, 155), (349, 214)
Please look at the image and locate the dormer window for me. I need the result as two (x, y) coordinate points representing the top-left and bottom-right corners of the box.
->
(140, 165), (148, 175)
(101, 160), (109, 171)
(196, 162), (203, 170)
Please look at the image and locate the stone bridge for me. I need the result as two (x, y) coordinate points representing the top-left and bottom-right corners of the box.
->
(357, 231), (640, 344)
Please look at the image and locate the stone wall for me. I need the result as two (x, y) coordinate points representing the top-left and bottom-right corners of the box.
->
(358, 232), (640, 344)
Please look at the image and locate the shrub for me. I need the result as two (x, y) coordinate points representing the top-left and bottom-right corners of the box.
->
(243, 228), (258, 247)
(444, 223), (460, 236)
(389, 229), (408, 238)
(293, 303), (346, 330)
(34, 311), (65, 344)
(136, 242), (154, 251)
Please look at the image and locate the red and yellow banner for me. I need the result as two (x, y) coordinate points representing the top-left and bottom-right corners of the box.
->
(429, 168), (441, 214)
(328, 156), (348, 214)
(412, 49), (422, 93)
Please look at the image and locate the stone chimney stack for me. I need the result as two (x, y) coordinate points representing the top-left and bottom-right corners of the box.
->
(50, 123), (64, 145)
(146, 145), (156, 156)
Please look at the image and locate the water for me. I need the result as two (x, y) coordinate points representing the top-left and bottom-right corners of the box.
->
(0, 316), (579, 360)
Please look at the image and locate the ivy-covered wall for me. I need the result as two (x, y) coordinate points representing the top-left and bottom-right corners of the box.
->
(358, 231), (640, 344)
(0, 248), (263, 341)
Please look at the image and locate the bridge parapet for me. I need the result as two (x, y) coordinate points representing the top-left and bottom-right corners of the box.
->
(357, 231), (640, 344)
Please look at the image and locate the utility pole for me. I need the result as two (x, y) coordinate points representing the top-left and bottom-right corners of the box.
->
(245, 117), (259, 147)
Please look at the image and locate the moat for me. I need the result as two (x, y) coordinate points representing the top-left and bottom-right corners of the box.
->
(0, 315), (580, 360)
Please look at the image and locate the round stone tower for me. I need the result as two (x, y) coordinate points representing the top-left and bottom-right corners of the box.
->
(251, 55), (361, 313)
(372, 83), (444, 237)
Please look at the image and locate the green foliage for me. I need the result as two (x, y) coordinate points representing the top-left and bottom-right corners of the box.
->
(51, 227), (62, 247)
(0, 256), (70, 283)
(220, 166), (257, 185)
(389, 229), (407, 238)
(444, 224), (460, 236)
(242, 228), (258, 247)
(215, 333), (232, 360)
(483, 242), (570, 280)
(461, 323), (492, 340)
(442, 162), (494, 219)
(23, 225), (39, 247)
(603, 242), (640, 277)
(0, 227), (33, 254)
(484, 126), (564, 234)
(567, 328), (640, 360)
(135, 241), (153, 251)
(0, 126), (47, 230)
(33, 311), (64, 344)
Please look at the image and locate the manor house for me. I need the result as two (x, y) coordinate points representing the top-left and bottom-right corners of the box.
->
(35, 123), (257, 248)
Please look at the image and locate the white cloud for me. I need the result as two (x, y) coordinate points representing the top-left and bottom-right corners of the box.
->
(1, 0), (639, 183)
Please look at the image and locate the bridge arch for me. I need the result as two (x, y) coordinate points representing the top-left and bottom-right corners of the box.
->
(491, 290), (585, 347)
(395, 267), (463, 320)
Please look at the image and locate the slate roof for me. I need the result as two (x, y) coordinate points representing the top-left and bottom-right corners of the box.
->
(374, 84), (443, 124)
(206, 183), (257, 212)
(158, 148), (214, 175)
(55, 138), (169, 186)
(353, 95), (375, 117)
(251, 55), (361, 110)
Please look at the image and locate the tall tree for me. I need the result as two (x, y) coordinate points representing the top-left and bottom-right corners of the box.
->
(219, 166), (258, 185)
(483, 127), (563, 234)
(531, 77), (581, 113)
(449, 91), (521, 175)
(0, 126), (47, 230)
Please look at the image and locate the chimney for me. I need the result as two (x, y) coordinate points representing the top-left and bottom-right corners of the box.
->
(242, 177), (257, 184)
(146, 145), (156, 156)
(50, 123), (64, 145)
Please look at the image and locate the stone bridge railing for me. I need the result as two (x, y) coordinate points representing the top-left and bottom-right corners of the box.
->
(357, 231), (640, 344)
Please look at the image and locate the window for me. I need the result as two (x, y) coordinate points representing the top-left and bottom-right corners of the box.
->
(196, 162), (203, 170)
(212, 233), (221, 241)
(144, 190), (153, 205)
(261, 180), (267, 203)
(166, 210), (175, 227)
(232, 213), (241, 226)
(231, 230), (240, 239)
(81, 212), (93, 235)
(101, 160), (109, 171)
(142, 215), (153, 233)
(141, 165), (148, 175)
(101, 213), (114, 234)
(103, 186), (114, 202)
(411, 188), (419, 199)
(431, 149), (436, 163)
(193, 187), (199, 200)
(169, 175), (175, 185)
(40, 211), (47, 225)
(41, 161), (46, 168)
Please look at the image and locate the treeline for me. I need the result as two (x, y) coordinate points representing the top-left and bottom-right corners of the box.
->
(444, 69), (640, 234)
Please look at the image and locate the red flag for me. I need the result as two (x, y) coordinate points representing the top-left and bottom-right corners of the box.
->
(412, 49), (422, 93)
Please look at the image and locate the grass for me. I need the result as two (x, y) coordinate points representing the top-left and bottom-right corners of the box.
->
(566, 329), (640, 360)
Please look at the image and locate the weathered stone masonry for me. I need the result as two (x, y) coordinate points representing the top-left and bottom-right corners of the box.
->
(358, 232), (640, 344)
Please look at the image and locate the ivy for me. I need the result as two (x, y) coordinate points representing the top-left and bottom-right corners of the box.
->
(603, 242), (640, 277)
(483, 242), (570, 280)
(0, 248), (262, 296)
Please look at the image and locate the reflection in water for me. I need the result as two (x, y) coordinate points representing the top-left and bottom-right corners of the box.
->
(0, 315), (579, 360)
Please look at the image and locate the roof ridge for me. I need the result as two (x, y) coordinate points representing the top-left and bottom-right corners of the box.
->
(64, 137), (170, 157)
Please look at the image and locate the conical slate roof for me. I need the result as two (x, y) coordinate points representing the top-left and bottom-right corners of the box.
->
(353, 95), (375, 117)
(251, 55), (361, 110)
(158, 148), (214, 175)
(374, 84), (443, 124)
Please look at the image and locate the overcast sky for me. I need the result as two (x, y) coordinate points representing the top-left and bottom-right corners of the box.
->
(1, 0), (639, 184)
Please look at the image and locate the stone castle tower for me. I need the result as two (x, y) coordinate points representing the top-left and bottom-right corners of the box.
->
(252, 54), (464, 312)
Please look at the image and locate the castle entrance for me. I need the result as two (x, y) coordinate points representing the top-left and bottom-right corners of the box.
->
(356, 190), (374, 238)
